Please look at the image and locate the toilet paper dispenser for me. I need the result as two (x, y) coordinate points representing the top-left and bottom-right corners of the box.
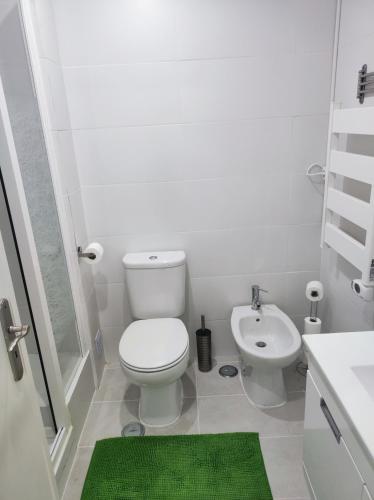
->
(77, 246), (96, 260)
(77, 242), (104, 264)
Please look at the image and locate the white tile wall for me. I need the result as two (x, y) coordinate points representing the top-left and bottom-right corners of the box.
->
(176, 0), (294, 60)
(51, 131), (81, 193)
(73, 118), (293, 185)
(82, 175), (291, 237)
(52, 0), (336, 358)
(64, 63), (182, 129)
(40, 58), (71, 131)
(53, 0), (179, 66)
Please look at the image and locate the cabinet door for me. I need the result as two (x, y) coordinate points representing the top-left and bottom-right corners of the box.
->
(362, 486), (374, 500)
(303, 372), (364, 500)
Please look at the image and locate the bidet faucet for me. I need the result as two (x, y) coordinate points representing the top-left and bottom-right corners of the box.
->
(251, 284), (268, 311)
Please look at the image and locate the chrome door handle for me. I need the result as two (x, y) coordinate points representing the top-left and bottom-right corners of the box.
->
(1, 299), (29, 381)
(320, 398), (341, 444)
(8, 324), (30, 352)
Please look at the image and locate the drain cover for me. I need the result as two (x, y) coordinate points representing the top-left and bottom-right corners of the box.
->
(256, 341), (267, 348)
(121, 422), (145, 437)
(219, 365), (238, 378)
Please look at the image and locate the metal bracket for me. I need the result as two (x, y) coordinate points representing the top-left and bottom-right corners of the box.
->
(77, 246), (96, 260)
(0, 298), (30, 381)
(357, 64), (374, 104)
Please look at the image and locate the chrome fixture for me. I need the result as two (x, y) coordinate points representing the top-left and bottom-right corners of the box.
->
(0, 298), (30, 381)
(251, 284), (268, 311)
(357, 64), (374, 104)
(77, 246), (96, 260)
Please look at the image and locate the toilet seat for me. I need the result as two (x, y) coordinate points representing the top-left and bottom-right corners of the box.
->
(119, 318), (189, 373)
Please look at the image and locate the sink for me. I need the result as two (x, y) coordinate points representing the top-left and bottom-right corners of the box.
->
(351, 365), (374, 401)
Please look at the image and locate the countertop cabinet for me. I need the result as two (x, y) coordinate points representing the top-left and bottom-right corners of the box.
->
(303, 372), (365, 500)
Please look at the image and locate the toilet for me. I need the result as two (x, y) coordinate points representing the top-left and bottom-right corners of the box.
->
(119, 251), (189, 426)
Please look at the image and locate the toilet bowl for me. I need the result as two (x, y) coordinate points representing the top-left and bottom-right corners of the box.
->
(119, 251), (189, 427)
(120, 318), (189, 426)
(231, 304), (301, 408)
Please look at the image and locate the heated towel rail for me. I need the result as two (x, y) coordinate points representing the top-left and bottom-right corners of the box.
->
(321, 106), (374, 285)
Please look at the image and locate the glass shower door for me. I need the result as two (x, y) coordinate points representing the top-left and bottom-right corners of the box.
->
(0, 2), (82, 391)
(0, 174), (58, 448)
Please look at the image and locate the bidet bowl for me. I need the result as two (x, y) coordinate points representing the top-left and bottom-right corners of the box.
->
(231, 304), (301, 408)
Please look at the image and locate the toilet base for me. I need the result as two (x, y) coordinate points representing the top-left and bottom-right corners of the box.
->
(139, 379), (183, 426)
(241, 365), (287, 408)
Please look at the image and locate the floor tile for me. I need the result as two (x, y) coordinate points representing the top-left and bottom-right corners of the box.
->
(145, 398), (198, 436)
(284, 361), (307, 393)
(198, 394), (259, 434)
(261, 392), (305, 436)
(94, 366), (140, 402)
(196, 361), (243, 397)
(62, 447), (93, 500)
(198, 392), (305, 437)
(260, 436), (311, 499)
(182, 363), (197, 398)
(79, 401), (139, 446)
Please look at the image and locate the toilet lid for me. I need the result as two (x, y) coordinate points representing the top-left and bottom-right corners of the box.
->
(119, 318), (189, 371)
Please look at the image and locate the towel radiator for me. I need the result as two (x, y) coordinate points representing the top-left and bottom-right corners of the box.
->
(321, 106), (374, 286)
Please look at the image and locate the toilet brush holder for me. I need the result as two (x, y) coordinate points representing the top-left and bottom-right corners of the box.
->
(196, 315), (212, 372)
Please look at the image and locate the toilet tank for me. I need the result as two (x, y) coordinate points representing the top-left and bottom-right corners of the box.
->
(122, 251), (186, 319)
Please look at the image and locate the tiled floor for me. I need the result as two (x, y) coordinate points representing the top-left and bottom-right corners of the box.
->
(62, 359), (310, 500)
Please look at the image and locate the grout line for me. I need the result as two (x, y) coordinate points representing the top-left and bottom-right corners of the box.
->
(275, 498), (310, 500)
(69, 112), (329, 132)
(91, 399), (139, 404)
(94, 270), (320, 290)
(191, 364), (201, 434)
(197, 393), (245, 398)
(81, 171), (317, 189)
(88, 222), (322, 241)
(260, 434), (304, 440)
(92, 399), (140, 403)
(63, 49), (331, 70)
(196, 397), (201, 435)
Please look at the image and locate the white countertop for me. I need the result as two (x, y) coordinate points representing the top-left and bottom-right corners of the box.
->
(304, 331), (374, 464)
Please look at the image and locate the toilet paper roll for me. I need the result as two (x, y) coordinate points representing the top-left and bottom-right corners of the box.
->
(304, 316), (321, 335)
(84, 242), (104, 265)
(305, 280), (324, 302)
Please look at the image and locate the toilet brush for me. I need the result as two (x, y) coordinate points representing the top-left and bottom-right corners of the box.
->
(196, 315), (212, 372)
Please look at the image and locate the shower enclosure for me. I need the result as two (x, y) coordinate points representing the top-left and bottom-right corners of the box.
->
(0, 1), (82, 448)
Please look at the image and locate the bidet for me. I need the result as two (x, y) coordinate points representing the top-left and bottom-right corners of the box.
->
(231, 304), (301, 408)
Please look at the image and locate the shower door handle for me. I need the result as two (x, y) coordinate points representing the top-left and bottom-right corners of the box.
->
(0, 298), (30, 381)
(8, 325), (30, 352)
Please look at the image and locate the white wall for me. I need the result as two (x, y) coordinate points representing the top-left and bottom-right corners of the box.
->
(27, 0), (105, 380)
(320, 0), (374, 333)
(53, 0), (336, 362)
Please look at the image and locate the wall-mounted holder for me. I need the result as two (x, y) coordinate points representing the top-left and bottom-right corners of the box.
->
(77, 246), (96, 261)
(351, 279), (374, 301)
(357, 64), (374, 104)
(306, 163), (326, 181)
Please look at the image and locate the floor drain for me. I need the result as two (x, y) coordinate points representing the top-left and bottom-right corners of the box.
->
(256, 341), (267, 348)
(121, 422), (145, 437)
(219, 365), (238, 378)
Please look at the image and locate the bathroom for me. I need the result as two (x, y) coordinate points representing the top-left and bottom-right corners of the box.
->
(0, 0), (373, 498)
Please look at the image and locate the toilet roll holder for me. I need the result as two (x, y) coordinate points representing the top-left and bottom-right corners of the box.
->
(309, 301), (319, 322)
(77, 246), (96, 261)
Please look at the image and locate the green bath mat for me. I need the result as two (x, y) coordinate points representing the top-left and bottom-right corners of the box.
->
(81, 432), (273, 500)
